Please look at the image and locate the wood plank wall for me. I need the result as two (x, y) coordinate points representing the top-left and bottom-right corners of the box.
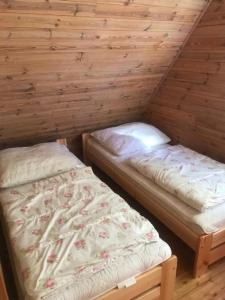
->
(145, 0), (225, 163)
(0, 0), (208, 154)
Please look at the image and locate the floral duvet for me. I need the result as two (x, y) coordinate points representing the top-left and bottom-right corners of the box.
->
(0, 167), (159, 299)
(128, 145), (225, 212)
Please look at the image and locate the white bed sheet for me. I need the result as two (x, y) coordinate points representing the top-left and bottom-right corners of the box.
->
(88, 138), (225, 234)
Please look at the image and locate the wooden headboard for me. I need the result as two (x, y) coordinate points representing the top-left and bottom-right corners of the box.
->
(56, 139), (68, 147)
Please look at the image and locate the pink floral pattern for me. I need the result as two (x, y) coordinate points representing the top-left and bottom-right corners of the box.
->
(0, 167), (159, 299)
(78, 223), (85, 230)
(10, 190), (19, 195)
(100, 202), (109, 208)
(44, 278), (55, 289)
(15, 219), (24, 225)
(32, 229), (42, 236)
(99, 231), (109, 239)
(44, 198), (52, 206)
(122, 223), (130, 230)
(47, 253), (57, 263)
(146, 231), (155, 241)
(20, 205), (28, 213)
(64, 192), (73, 198)
(22, 268), (30, 280)
(56, 239), (63, 246)
(101, 218), (110, 224)
(74, 240), (86, 249)
(100, 251), (109, 259)
(25, 245), (36, 254)
(58, 218), (65, 225)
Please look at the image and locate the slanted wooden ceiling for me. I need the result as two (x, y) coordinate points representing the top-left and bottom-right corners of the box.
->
(145, 0), (225, 162)
(0, 0), (209, 152)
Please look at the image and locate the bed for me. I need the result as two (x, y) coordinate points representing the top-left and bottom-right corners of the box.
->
(0, 139), (176, 300)
(0, 264), (8, 300)
(82, 124), (225, 278)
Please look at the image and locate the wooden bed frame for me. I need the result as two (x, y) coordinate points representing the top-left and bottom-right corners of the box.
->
(0, 138), (177, 300)
(0, 270), (9, 300)
(82, 133), (225, 278)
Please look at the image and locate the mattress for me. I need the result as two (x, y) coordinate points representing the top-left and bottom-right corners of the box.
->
(0, 167), (171, 300)
(128, 145), (225, 212)
(87, 138), (225, 234)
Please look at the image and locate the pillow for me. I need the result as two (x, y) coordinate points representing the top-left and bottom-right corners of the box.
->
(94, 133), (146, 156)
(0, 142), (83, 188)
(91, 122), (170, 156)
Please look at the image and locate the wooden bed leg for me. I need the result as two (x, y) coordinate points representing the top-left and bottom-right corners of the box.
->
(193, 234), (212, 278)
(82, 133), (92, 166)
(160, 255), (177, 300)
(0, 271), (9, 300)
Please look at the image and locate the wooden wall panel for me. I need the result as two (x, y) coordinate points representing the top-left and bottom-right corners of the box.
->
(0, 0), (208, 154)
(145, 0), (225, 163)
(146, 0), (225, 162)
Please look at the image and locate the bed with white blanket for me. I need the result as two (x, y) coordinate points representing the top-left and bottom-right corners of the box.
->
(128, 145), (225, 213)
(0, 139), (176, 300)
(83, 122), (225, 277)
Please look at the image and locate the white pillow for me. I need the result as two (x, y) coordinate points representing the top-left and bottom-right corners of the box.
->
(91, 122), (170, 156)
(93, 132), (146, 156)
(0, 142), (83, 188)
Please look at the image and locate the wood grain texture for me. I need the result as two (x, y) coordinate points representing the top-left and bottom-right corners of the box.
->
(0, 268), (9, 300)
(0, 0), (209, 153)
(145, 0), (225, 163)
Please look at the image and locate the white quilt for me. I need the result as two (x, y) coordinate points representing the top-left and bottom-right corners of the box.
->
(0, 167), (160, 300)
(128, 145), (225, 212)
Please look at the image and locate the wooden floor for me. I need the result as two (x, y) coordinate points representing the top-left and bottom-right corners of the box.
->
(1, 166), (225, 300)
